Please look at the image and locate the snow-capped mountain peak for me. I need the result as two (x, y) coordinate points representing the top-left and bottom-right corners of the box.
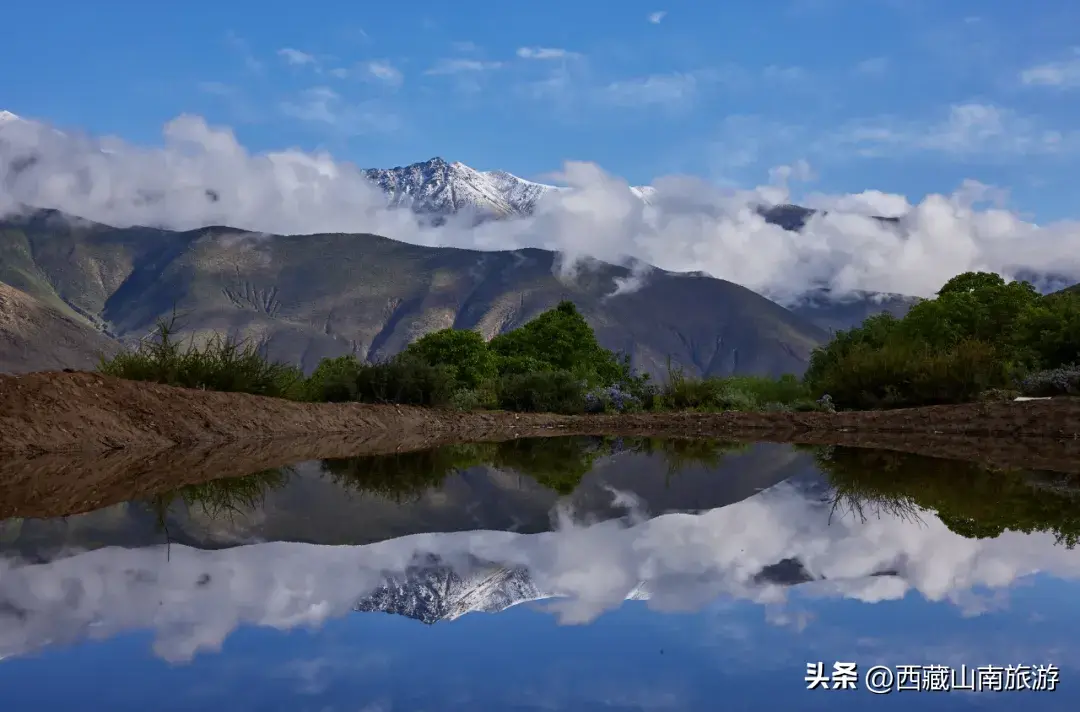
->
(362, 157), (664, 219)
(0, 108), (821, 229)
(362, 156), (574, 218)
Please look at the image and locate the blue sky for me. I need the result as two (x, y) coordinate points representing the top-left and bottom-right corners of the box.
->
(3, 587), (1076, 711)
(3, 0), (1080, 220)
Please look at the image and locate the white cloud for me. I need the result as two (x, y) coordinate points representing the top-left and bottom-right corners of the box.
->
(361, 60), (403, 86)
(762, 65), (807, 82)
(648, 11), (667, 24)
(854, 57), (889, 76)
(516, 46), (579, 61)
(424, 58), (502, 75)
(1, 479), (1078, 663)
(825, 103), (1080, 159)
(601, 72), (699, 107)
(225, 31), (263, 75)
(279, 87), (399, 134)
(1, 113), (1079, 303)
(1020, 49), (1080, 88)
(197, 81), (235, 96)
(277, 48), (317, 67)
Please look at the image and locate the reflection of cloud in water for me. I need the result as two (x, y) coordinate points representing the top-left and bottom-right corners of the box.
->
(1, 480), (1078, 663)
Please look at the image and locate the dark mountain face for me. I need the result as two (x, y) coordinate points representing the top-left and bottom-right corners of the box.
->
(0, 442), (812, 559)
(789, 289), (920, 334)
(0, 211), (838, 377)
(0, 159), (923, 377)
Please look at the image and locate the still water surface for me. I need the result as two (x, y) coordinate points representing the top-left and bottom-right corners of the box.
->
(0, 437), (1078, 710)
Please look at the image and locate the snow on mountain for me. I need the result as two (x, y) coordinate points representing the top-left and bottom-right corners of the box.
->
(362, 157), (576, 219)
(0, 107), (872, 235)
(353, 559), (550, 624)
(361, 156), (666, 219)
(351, 560), (654, 625)
(350, 554), (826, 626)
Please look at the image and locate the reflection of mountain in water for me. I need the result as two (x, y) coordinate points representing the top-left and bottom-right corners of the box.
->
(3, 466), (1080, 664)
(354, 559), (547, 624)
(0, 440), (813, 560)
(350, 554), (895, 625)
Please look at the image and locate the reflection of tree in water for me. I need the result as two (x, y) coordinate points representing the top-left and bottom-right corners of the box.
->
(145, 437), (753, 526)
(321, 437), (611, 501)
(322, 436), (751, 500)
(148, 468), (294, 551)
(632, 438), (749, 483)
(321, 443), (496, 502)
(809, 445), (1080, 548)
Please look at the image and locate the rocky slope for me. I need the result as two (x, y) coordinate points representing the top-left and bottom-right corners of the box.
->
(0, 209), (830, 377)
(0, 108), (919, 373)
(0, 281), (120, 373)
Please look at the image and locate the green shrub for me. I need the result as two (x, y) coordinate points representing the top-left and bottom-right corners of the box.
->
(399, 328), (498, 390)
(497, 370), (587, 414)
(304, 355), (363, 402)
(1013, 291), (1080, 369)
(353, 358), (457, 407)
(723, 373), (810, 405)
(803, 271), (1080, 409)
(99, 318), (305, 399)
(656, 362), (766, 411)
(489, 301), (633, 387)
(448, 382), (500, 411)
(810, 338), (1007, 410)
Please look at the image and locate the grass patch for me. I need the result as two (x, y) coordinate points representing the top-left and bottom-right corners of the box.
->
(100, 316), (304, 399)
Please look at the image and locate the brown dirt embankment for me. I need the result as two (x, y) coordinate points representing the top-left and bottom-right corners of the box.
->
(1, 370), (1079, 519)
(2, 370), (1079, 456)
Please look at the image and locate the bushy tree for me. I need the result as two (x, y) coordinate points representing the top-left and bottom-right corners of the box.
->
(1013, 290), (1080, 369)
(399, 327), (498, 390)
(304, 354), (362, 402)
(488, 301), (633, 387)
(804, 271), (1068, 409)
(899, 272), (1040, 358)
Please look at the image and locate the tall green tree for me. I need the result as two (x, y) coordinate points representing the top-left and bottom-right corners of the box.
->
(489, 301), (632, 386)
(399, 327), (498, 390)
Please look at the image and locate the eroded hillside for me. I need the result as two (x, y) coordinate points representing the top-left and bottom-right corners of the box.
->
(0, 210), (831, 377)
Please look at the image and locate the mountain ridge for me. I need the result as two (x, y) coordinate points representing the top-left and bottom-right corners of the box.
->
(0, 109), (925, 375)
(0, 208), (832, 377)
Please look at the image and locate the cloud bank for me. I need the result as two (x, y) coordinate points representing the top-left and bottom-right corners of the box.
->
(2, 114), (1079, 302)
(1, 480), (1077, 664)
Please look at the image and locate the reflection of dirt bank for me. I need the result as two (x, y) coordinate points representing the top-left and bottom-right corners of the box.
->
(3, 431), (1078, 521)
(1, 371), (1079, 520)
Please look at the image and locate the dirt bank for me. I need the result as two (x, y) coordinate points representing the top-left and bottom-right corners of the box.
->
(2, 371), (1079, 519)
(2, 370), (1079, 457)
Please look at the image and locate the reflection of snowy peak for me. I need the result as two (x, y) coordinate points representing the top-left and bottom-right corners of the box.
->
(3, 476), (1078, 665)
(351, 555), (836, 625)
(353, 562), (546, 624)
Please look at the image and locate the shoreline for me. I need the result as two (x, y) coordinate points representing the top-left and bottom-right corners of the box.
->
(2, 370), (1079, 458)
(1, 371), (1079, 519)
